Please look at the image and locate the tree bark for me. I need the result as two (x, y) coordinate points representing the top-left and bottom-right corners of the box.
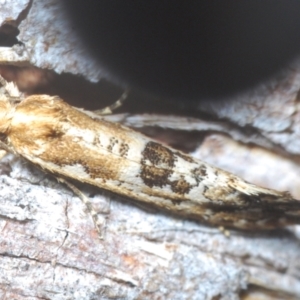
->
(0, 1), (300, 299)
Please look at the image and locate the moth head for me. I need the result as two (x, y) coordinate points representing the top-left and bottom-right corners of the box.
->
(0, 94), (13, 134)
(0, 76), (22, 134)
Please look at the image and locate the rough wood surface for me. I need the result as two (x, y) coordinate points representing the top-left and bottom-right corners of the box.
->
(0, 1), (300, 299)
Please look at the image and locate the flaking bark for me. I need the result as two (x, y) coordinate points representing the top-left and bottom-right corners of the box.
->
(0, 1), (300, 299)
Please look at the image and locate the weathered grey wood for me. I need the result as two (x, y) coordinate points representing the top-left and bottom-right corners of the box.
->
(0, 1), (300, 299)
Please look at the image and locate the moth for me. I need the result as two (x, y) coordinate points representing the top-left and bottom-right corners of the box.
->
(0, 76), (300, 231)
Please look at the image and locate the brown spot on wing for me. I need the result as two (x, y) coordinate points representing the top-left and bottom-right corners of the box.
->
(170, 176), (192, 194)
(140, 141), (176, 188)
(140, 165), (172, 188)
(119, 142), (129, 157)
(140, 142), (196, 195)
(141, 141), (176, 168)
(191, 165), (207, 184)
(107, 137), (118, 152)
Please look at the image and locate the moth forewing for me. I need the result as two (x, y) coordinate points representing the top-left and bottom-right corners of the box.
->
(0, 77), (300, 231)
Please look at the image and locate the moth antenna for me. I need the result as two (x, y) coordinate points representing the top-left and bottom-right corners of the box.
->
(0, 74), (7, 87)
(94, 89), (130, 115)
(0, 75), (22, 99)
